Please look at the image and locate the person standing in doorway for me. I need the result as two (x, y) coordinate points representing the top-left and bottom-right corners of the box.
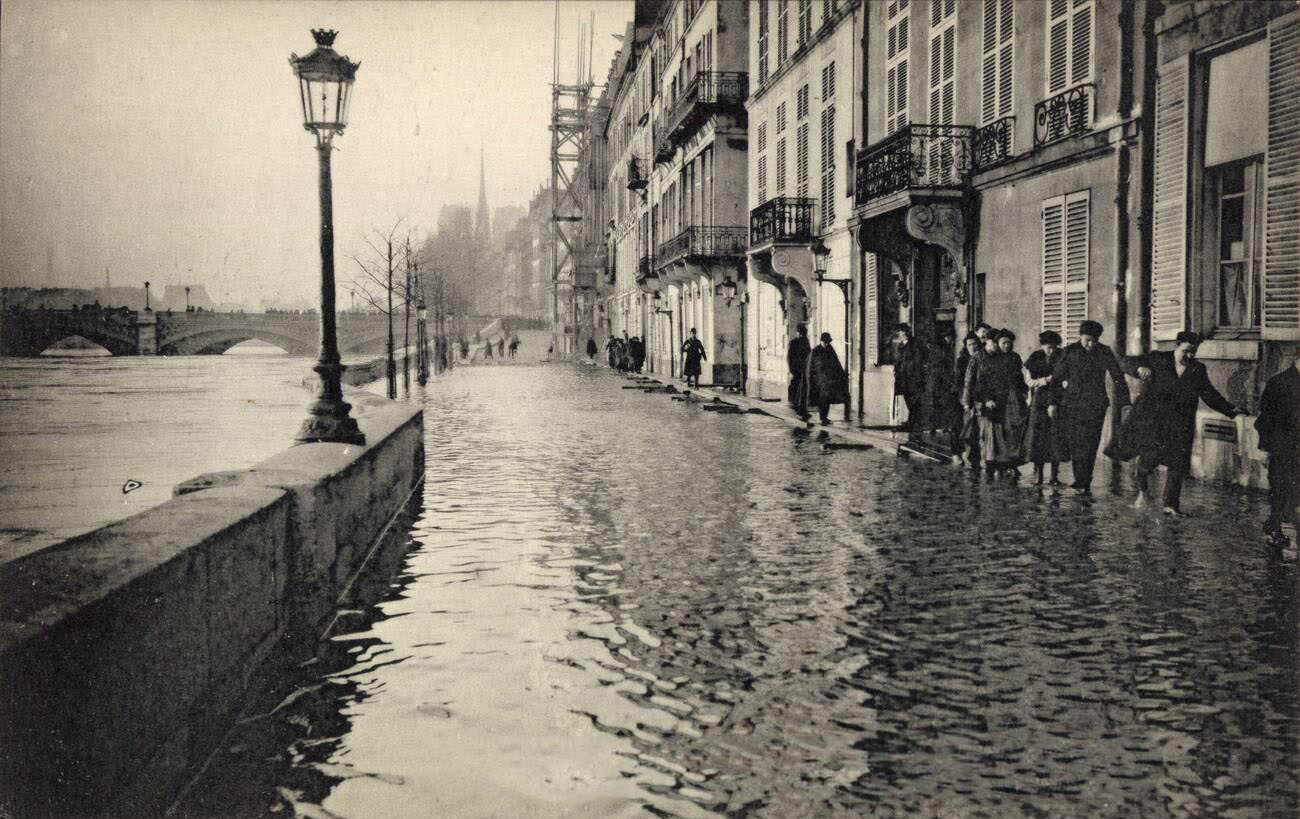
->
(807, 332), (850, 425)
(1110, 331), (1241, 515)
(893, 323), (928, 442)
(787, 323), (812, 421)
(1050, 320), (1131, 493)
(682, 328), (706, 388)
(1022, 330), (1067, 485)
(585, 336), (598, 362)
(1257, 351), (1300, 549)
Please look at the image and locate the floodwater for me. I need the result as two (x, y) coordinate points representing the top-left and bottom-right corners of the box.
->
(0, 346), (381, 562)
(180, 364), (1298, 818)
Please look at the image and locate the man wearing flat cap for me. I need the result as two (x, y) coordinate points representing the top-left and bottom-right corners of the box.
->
(1048, 319), (1131, 491)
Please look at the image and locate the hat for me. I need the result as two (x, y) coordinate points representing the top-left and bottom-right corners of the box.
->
(820, 332), (832, 343)
(1038, 330), (1062, 345)
(1174, 330), (1203, 346)
(1079, 320), (1104, 338)
(995, 328), (1016, 342)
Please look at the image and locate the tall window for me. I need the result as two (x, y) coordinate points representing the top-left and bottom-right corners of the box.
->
(797, 122), (810, 196)
(799, 0), (813, 46)
(758, 1), (770, 84)
(820, 105), (836, 228)
(928, 0), (956, 125)
(1041, 190), (1090, 339)
(821, 61), (836, 102)
(1046, 0), (1093, 95)
(796, 84), (810, 120)
(778, 0), (790, 64)
(886, 0), (910, 134)
(777, 136), (787, 195)
(757, 121), (768, 204)
(981, 0), (1013, 125)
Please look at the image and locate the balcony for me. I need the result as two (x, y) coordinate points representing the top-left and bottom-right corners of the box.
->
(636, 254), (656, 286)
(654, 130), (675, 164)
(663, 71), (748, 145)
(1034, 83), (1094, 148)
(974, 116), (1014, 170)
(854, 125), (975, 208)
(656, 226), (748, 268)
(626, 157), (648, 193)
(749, 197), (816, 247)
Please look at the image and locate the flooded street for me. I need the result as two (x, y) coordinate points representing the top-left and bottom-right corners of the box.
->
(181, 364), (1298, 818)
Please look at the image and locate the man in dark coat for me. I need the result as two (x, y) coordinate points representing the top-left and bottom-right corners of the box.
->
(1049, 319), (1131, 492)
(1115, 331), (1241, 514)
(585, 336), (597, 360)
(806, 332), (850, 425)
(681, 327), (706, 388)
(787, 323), (812, 421)
(893, 323), (928, 441)
(1257, 353), (1300, 548)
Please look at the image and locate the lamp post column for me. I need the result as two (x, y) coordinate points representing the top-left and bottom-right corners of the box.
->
(296, 142), (365, 445)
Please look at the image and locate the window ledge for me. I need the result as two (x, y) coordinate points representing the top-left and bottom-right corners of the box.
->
(1197, 338), (1259, 360)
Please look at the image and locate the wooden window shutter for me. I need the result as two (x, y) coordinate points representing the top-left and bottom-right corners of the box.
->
(797, 122), (810, 195)
(776, 137), (787, 194)
(1064, 190), (1090, 333)
(865, 252), (880, 365)
(1151, 55), (1189, 341)
(1263, 12), (1300, 339)
(1047, 0), (1069, 94)
(1042, 195), (1066, 338)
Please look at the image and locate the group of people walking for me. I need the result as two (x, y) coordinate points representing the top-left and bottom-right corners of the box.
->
(786, 324), (852, 425)
(593, 333), (645, 373)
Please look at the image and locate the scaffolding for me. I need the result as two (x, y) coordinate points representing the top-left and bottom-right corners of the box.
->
(549, 7), (594, 357)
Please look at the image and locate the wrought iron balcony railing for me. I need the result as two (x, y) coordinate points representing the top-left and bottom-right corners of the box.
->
(654, 130), (675, 164)
(749, 197), (816, 247)
(974, 116), (1014, 169)
(657, 226), (749, 267)
(1034, 83), (1094, 148)
(853, 124), (975, 206)
(626, 157), (649, 192)
(664, 71), (749, 144)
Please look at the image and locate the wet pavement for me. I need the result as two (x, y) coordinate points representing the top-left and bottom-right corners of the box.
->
(178, 363), (1298, 818)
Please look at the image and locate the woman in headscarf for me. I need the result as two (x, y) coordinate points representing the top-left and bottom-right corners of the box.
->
(964, 328), (1028, 477)
(955, 332), (983, 467)
(1021, 330), (1067, 485)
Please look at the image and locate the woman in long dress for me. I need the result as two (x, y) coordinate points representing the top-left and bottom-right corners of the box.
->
(1021, 330), (1067, 485)
(964, 329), (1028, 477)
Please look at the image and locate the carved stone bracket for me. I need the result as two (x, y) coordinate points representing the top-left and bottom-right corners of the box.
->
(906, 202), (969, 305)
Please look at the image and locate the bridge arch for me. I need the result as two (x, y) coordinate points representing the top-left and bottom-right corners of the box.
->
(158, 328), (316, 357)
(3, 322), (138, 357)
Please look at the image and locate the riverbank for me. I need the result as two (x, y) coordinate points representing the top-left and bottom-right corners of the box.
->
(0, 392), (423, 817)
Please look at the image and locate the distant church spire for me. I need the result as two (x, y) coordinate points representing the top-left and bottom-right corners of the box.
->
(475, 140), (490, 242)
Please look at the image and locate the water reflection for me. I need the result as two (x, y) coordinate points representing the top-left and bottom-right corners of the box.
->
(180, 364), (1298, 818)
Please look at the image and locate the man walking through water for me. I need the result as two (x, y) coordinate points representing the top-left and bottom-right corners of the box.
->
(787, 323), (811, 421)
(1050, 319), (1130, 493)
(681, 328), (706, 389)
(807, 332), (850, 425)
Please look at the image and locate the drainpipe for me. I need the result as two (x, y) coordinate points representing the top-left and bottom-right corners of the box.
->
(1137, 0), (1161, 354)
(856, 2), (869, 424)
(1112, 0), (1137, 358)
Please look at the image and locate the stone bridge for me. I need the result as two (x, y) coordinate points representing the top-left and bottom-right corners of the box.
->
(0, 309), (499, 357)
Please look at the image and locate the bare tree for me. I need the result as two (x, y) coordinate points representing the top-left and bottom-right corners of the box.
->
(350, 218), (408, 400)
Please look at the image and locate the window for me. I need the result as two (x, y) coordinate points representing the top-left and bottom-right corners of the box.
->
(1207, 161), (1264, 328)
(777, 101), (787, 133)
(797, 84), (810, 120)
(776, 137), (787, 194)
(758, 1), (770, 83)
(778, 0), (790, 64)
(824, 0), (836, 25)
(886, 0), (910, 134)
(796, 121), (810, 196)
(799, 0), (813, 46)
(820, 105), (836, 228)
(1041, 190), (1090, 340)
(928, 0), (956, 126)
(1046, 0), (1093, 95)
(821, 61), (836, 102)
(981, 0), (1013, 125)
(758, 154), (768, 204)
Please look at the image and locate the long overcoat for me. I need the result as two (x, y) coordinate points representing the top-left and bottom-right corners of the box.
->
(1050, 341), (1131, 458)
(964, 350), (1027, 465)
(787, 335), (812, 409)
(806, 344), (850, 407)
(1111, 351), (1235, 471)
(1022, 349), (1067, 464)
(1256, 366), (1300, 456)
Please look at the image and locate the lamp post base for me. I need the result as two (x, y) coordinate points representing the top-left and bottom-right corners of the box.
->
(295, 361), (366, 446)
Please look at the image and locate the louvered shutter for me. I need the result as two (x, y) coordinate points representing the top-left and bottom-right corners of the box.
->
(1048, 0), (1069, 94)
(821, 105), (836, 228)
(797, 122), (810, 196)
(1064, 190), (1090, 332)
(757, 155), (767, 204)
(1042, 196), (1066, 338)
(865, 253), (880, 365)
(1151, 56), (1189, 341)
(982, 0), (998, 124)
(776, 137), (787, 194)
(1263, 13), (1300, 339)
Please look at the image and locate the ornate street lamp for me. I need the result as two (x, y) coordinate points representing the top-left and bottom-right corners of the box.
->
(290, 29), (364, 445)
(144, 280), (151, 311)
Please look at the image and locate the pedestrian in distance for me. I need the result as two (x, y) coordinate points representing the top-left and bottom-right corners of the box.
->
(682, 327), (706, 389)
(933, 327), (960, 453)
(955, 332), (983, 467)
(806, 332), (850, 425)
(787, 323), (812, 421)
(964, 328), (1027, 477)
(893, 323), (928, 442)
(585, 336), (598, 362)
(1022, 330), (1067, 485)
(605, 335), (618, 368)
(497, 338), (505, 359)
(1049, 319), (1131, 493)
(630, 336), (645, 373)
(1107, 331), (1241, 516)
(1256, 351), (1300, 549)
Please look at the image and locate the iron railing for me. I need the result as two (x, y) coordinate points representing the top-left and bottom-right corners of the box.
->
(854, 124), (975, 205)
(974, 116), (1015, 169)
(654, 130), (675, 164)
(749, 197), (816, 246)
(657, 226), (749, 266)
(664, 71), (748, 143)
(626, 157), (649, 191)
(1034, 83), (1094, 148)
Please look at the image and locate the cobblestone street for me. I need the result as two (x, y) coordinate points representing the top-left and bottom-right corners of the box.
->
(181, 364), (1299, 818)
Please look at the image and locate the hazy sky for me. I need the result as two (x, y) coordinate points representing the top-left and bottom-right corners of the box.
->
(0, 0), (630, 307)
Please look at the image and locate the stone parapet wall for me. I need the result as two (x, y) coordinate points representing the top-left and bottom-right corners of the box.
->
(0, 394), (423, 817)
